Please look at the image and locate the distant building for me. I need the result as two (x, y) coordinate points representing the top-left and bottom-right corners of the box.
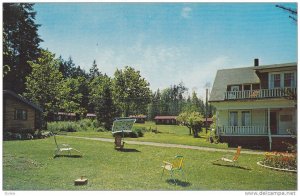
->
(86, 113), (96, 120)
(3, 90), (43, 132)
(129, 115), (147, 123)
(203, 117), (213, 128)
(154, 116), (177, 125)
(55, 112), (76, 121)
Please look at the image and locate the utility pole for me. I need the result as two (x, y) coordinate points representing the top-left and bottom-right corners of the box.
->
(205, 88), (208, 133)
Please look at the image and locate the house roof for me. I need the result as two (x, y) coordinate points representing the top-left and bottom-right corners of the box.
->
(154, 116), (177, 120)
(57, 112), (76, 116)
(202, 118), (213, 122)
(209, 62), (297, 102)
(129, 115), (147, 119)
(3, 90), (43, 112)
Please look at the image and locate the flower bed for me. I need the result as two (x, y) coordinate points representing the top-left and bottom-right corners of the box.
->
(259, 152), (297, 171)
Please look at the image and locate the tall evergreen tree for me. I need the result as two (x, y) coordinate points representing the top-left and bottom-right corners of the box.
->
(90, 75), (119, 129)
(89, 60), (101, 80)
(3, 3), (42, 94)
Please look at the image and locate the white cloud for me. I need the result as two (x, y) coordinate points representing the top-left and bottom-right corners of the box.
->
(181, 7), (192, 19)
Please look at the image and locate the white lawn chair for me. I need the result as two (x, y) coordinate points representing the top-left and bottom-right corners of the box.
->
(53, 133), (82, 157)
(112, 118), (136, 149)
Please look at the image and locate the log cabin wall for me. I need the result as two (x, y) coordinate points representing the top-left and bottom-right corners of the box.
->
(3, 95), (36, 131)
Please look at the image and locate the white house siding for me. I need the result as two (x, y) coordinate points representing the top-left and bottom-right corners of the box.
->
(213, 99), (296, 136)
(251, 109), (266, 127)
(278, 108), (296, 134)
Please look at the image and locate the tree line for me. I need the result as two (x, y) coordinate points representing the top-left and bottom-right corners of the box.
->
(3, 3), (215, 130)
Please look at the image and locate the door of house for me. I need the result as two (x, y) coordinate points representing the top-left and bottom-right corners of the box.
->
(270, 112), (278, 134)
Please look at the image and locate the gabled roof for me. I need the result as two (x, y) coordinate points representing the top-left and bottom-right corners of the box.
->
(129, 115), (147, 119)
(209, 62), (297, 102)
(154, 116), (177, 120)
(3, 90), (43, 112)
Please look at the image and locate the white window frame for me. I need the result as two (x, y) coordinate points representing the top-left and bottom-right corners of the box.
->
(269, 71), (296, 89)
(229, 111), (238, 126)
(241, 111), (251, 126)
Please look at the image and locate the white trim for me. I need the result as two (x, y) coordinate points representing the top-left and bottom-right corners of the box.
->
(269, 71), (297, 89)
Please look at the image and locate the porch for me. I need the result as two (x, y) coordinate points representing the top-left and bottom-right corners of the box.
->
(215, 106), (296, 151)
(224, 87), (296, 100)
(218, 126), (268, 135)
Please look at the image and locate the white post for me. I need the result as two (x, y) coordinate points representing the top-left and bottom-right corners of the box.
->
(267, 108), (272, 151)
(216, 111), (219, 135)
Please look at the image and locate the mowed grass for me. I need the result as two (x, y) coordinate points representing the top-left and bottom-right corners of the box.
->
(3, 136), (297, 190)
(65, 121), (229, 149)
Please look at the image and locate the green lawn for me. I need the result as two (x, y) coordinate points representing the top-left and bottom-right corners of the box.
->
(3, 136), (297, 190)
(63, 121), (229, 149)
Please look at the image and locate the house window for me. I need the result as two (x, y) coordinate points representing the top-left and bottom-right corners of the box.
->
(270, 72), (296, 89)
(280, 115), (292, 122)
(284, 73), (295, 87)
(242, 111), (251, 126)
(15, 109), (27, 120)
(229, 112), (238, 126)
(270, 73), (281, 88)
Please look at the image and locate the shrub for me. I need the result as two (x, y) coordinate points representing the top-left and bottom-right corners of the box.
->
(3, 132), (13, 141)
(262, 152), (297, 170)
(47, 121), (79, 133)
(96, 127), (106, 132)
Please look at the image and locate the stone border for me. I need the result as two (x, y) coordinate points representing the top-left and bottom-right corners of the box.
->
(257, 161), (297, 173)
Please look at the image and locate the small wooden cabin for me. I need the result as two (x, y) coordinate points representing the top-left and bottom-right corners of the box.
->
(154, 116), (178, 125)
(3, 90), (43, 132)
(54, 112), (76, 121)
(202, 117), (213, 128)
(86, 113), (96, 120)
(129, 115), (147, 123)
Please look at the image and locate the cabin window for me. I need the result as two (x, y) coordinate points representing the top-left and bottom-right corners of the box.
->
(229, 112), (238, 126)
(15, 109), (27, 120)
(242, 111), (251, 126)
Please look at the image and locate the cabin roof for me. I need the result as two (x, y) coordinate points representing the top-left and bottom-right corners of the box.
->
(3, 90), (43, 112)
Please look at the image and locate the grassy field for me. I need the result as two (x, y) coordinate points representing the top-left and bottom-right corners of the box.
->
(61, 121), (229, 149)
(3, 136), (297, 190)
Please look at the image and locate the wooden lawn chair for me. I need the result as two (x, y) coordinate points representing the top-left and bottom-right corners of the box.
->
(212, 146), (242, 166)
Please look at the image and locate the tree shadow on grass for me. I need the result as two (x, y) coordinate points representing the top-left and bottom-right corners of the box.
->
(116, 148), (140, 152)
(53, 155), (83, 159)
(212, 162), (251, 170)
(166, 179), (191, 187)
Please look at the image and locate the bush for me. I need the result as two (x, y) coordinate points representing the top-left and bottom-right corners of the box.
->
(48, 119), (99, 133)
(96, 127), (106, 132)
(47, 121), (79, 133)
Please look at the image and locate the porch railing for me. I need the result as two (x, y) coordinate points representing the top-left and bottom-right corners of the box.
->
(218, 126), (268, 135)
(224, 87), (296, 100)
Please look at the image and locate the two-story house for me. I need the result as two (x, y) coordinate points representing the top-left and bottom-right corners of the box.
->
(209, 60), (297, 151)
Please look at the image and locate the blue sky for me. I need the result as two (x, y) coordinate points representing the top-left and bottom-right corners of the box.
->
(34, 2), (297, 99)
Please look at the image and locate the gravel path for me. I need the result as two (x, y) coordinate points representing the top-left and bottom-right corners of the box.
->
(60, 135), (265, 155)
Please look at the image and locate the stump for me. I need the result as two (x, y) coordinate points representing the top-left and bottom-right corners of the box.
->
(74, 177), (88, 185)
